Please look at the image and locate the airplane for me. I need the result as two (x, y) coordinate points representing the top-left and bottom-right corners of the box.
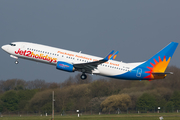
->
(1, 42), (178, 80)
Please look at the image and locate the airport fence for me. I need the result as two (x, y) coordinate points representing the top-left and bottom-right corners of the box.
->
(0, 107), (180, 117)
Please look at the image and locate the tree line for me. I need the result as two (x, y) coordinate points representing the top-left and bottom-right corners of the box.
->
(0, 66), (180, 114)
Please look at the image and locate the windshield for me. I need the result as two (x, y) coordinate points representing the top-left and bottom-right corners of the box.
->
(9, 43), (16, 46)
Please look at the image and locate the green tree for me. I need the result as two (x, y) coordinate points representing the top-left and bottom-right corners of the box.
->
(0, 100), (3, 112)
(41, 102), (51, 114)
(101, 94), (131, 112)
(136, 93), (156, 112)
(171, 91), (180, 110)
(1, 90), (19, 111)
(88, 97), (107, 113)
(165, 101), (174, 112)
(89, 80), (111, 98)
(17, 89), (37, 110)
(28, 89), (52, 112)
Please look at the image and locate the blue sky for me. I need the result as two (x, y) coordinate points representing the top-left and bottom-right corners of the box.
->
(1, 0), (180, 82)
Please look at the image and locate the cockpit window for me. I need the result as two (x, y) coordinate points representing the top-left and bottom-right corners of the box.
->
(9, 43), (16, 46)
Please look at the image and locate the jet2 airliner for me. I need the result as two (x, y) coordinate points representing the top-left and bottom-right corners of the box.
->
(1, 42), (178, 80)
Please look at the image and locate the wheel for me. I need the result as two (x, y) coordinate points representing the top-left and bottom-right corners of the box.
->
(15, 61), (19, 64)
(80, 73), (87, 80)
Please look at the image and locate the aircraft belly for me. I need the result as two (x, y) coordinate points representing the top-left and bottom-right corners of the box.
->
(98, 67), (127, 76)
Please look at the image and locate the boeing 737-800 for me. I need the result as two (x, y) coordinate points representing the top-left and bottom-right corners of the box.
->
(1, 42), (178, 80)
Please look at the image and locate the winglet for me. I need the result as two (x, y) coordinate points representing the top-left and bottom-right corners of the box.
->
(103, 50), (114, 61)
(110, 51), (119, 60)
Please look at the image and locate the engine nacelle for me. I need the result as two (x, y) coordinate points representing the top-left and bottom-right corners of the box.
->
(56, 61), (75, 72)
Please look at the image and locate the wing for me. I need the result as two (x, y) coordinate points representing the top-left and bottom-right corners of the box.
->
(73, 50), (114, 73)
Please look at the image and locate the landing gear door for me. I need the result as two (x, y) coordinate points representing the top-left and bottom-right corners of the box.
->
(136, 68), (142, 77)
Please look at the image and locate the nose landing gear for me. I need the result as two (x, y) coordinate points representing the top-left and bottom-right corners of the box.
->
(15, 60), (19, 64)
(80, 73), (87, 80)
(10, 55), (19, 64)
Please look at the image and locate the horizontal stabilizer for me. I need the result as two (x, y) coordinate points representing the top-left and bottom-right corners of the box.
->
(151, 72), (173, 79)
(152, 72), (173, 75)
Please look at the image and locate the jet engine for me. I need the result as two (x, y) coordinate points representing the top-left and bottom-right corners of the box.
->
(56, 61), (75, 72)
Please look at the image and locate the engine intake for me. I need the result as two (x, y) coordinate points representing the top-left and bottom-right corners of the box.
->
(56, 61), (75, 72)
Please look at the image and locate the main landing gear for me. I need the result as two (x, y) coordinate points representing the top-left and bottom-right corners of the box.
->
(80, 73), (87, 80)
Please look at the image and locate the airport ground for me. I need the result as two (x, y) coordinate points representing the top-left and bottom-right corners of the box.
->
(0, 113), (180, 120)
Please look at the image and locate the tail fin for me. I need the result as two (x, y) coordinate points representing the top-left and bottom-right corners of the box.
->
(103, 50), (114, 61)
(140, 42), (178, 79)
(110, 51), (119, 60)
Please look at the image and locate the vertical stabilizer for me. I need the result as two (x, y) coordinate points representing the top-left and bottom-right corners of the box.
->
(139, 42), (178, 79)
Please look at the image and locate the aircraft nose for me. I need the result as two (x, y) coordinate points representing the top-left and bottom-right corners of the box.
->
(1, 45), (5, 50)
(1, 45), (8, 51)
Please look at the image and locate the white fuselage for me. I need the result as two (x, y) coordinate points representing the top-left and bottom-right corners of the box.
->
(2, 42), (143, 77)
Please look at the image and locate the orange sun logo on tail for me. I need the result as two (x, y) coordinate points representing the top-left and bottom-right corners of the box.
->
(144, 56), (171, 79)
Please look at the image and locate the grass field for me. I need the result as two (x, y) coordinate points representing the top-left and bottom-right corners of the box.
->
(0, 113), (180, 120)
